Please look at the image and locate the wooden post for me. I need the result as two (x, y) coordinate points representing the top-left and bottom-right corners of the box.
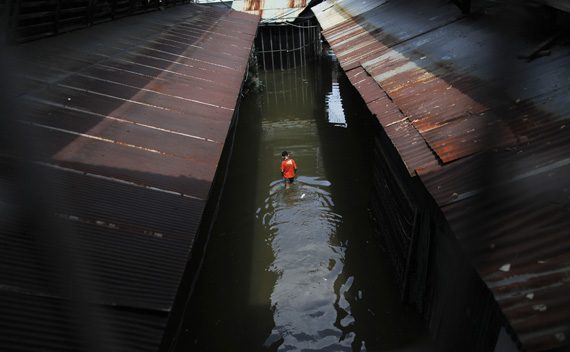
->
(303, 21), (307, 65)
(313, 25), (318, 61)
(311, 22), (315, 62)
(260, 27), (267, 71)
(285, 25), (290, 69)
(269, 26), (275, 70)
(278, 25), (283, 71)
(298, 24), (303, 67)
(292, 25), (296, 69)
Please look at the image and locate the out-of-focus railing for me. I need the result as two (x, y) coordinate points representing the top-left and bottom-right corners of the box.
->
(1, 0), (194, 45)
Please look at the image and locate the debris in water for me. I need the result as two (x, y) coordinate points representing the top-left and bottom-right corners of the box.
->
(301, 193), (305, 199)
(499, 263), (511, 272)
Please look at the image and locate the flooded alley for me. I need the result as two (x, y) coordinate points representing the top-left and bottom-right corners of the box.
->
(170, 48), (432, 351)
(4, 1), (568, 351)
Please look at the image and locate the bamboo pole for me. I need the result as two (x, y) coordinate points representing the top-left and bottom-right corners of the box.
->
(292, 25), (296, 69)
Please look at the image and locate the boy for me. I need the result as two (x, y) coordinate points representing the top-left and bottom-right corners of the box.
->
(280, 151), (297, 188)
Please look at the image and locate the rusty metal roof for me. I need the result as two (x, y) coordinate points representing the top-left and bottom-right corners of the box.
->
(0, 3), (259, 352)
(313, 0), (570, 350)
(232, 0), (309, 23)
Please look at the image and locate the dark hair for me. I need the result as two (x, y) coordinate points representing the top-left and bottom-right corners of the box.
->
(282, 151), (289, 157)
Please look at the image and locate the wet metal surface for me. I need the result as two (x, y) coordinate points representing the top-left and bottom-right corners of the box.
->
(346, 66), (439, 174)
(0, 4), (259, 352)
(171, 49), (433, 351)
(313, 0), (570, 350)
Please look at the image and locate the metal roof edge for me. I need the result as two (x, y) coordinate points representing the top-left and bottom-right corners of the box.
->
(314, 0), (570, 350)
(1, 4), (260, 351)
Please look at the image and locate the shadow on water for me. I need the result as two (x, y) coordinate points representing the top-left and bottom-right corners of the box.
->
(173, 47), (433, 351)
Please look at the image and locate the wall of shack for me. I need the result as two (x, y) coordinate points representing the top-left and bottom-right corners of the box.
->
(369, 124), (513, 351)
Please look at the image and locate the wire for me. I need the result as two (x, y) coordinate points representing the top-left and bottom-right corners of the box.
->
(257, 38), (320, 54)
(254, 3), (318, 24)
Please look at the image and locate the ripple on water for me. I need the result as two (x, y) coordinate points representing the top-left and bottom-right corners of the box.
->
(260, 176), (357, 350)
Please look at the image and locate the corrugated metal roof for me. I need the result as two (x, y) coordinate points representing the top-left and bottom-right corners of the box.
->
(233, 0), (309, 23)
(346, 66), (440, 173)
(1, 3), (259, 352)
(313, 0), (570, 351)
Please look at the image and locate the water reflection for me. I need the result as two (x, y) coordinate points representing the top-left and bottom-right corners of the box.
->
(325, 48), (347, 129)
(256, 63), (359, 350)
(171, 47), (432, 352)
(261, 175), (352, 350)
(326, 83), (347, 128)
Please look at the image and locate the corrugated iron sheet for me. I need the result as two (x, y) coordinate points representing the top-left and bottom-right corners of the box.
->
(312, 0), (388, 30)
(233, 0), (308, 23)
(313, 0), (570, 350)
(346, 66), (440, 173)
(1, 3), (259, 352)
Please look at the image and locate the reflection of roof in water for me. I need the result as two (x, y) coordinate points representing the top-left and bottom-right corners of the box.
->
(326, 83), (347, 127)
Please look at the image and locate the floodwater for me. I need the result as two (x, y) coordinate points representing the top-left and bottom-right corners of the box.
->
(171, 49), (432, 351)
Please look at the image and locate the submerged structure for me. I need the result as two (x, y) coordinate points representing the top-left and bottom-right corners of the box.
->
(312, 0), (570, 351)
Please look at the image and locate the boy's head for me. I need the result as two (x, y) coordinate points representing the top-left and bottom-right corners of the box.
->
(282, 151), (289, 158)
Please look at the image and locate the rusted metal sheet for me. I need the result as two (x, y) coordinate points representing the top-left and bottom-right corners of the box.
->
(427, 161), (570, 351)
(317, 0), (460, 70)
(313, 0), (570, 350)
(313, 0), (388, 31)
(233, 0), (308, 23)
(1, 3), (259, 352)
(346, 66), (439, 174)
(0, 288), (168, 351)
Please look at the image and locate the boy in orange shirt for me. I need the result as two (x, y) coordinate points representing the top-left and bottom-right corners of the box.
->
(280, 151), (297, 188)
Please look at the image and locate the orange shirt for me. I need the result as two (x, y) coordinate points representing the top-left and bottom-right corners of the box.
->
(281, 158), (297, 178)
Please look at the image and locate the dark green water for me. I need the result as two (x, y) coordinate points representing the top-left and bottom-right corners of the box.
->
(172, 49), (432, 351)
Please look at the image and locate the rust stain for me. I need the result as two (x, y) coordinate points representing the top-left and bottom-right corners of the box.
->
(288, 0), (307, 8)
(245, 0), (264, 11)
